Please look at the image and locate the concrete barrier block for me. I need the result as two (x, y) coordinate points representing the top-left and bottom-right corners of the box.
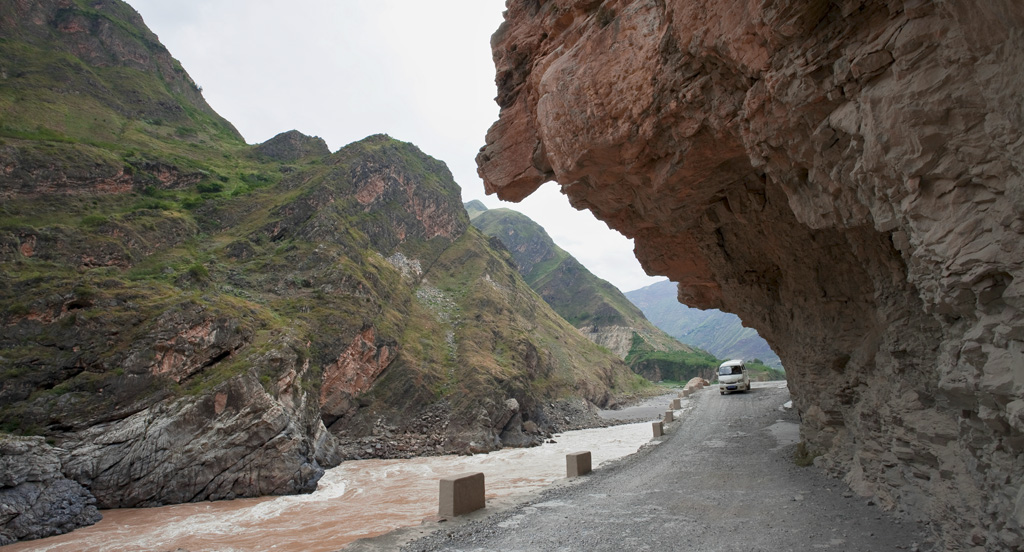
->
(653, 421), (663, 437)
(663, 410), (674, 423)
(671, 398), (681, 409)
(566, 451), (592, 477)
(439, 472), (485, 517)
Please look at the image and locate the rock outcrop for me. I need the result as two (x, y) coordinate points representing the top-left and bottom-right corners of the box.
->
(0, 436), (100, 545)
(479, 1), (1024, 548)
(254, 130), (331, 163)
(59, 371), (331, 509)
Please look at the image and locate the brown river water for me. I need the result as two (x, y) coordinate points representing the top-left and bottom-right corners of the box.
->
(8, 422), (655, 552)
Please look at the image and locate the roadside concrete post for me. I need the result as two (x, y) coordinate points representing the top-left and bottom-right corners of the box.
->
(671, 398), (681, 409)
(566, 451), (592, 477)
(663, 410), (674, 423)
(439, 472), (485, 517)
(653, 421), (664, 437)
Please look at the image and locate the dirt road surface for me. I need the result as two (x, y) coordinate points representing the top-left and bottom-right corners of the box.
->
(379, 382), (934, 552)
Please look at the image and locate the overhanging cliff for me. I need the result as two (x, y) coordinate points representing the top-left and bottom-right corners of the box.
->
(478, 1), (1024, 548)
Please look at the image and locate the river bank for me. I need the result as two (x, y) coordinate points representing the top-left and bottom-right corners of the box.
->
(395, 383), (936, 552)
(5, 418), (665, 552)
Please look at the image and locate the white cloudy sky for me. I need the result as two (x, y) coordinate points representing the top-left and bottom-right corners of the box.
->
(126, 0), (666, 292)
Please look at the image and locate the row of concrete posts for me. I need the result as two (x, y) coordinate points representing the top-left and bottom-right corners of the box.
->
(438, 451), (594, 517)
(655, 377), (707, 439)
(440, 378), (709, 517)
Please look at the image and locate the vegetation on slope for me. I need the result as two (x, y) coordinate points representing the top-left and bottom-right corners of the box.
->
(471, 208), (640, 327)
(470, 206), (690, 351)
(627, 334), (785, 383)
(1, 126), (648, 444)
(0, 0), (276, 203)
(626, 279), (783, 369)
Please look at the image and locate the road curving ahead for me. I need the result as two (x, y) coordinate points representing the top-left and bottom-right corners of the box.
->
(394, 382), (934, 552)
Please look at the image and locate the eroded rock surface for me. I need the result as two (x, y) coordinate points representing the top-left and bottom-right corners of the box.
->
(479, 1), (1024, 548)
(59, 372), (331, 509)
(0, 436), (101, 545)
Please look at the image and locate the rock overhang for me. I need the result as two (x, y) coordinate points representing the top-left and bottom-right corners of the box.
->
(477, 0), (1024, 548)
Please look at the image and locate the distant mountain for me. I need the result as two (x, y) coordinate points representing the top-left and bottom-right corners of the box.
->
(625, 280), (782, 368)
(464, 199), (489, 219)
(469, 205), (724, 381)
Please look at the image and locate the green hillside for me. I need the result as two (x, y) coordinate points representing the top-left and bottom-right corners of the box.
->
(464, 199), (489, 219)
(0, 0), (653, 518)
(469, 205), (713, 380)
(472, 208), (642, 327)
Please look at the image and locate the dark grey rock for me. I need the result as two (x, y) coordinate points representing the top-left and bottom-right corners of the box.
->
(0, 436), (101, 546)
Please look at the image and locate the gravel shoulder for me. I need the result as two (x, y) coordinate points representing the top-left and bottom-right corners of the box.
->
(354, 382), (935, 552)
(598, 391), (679, 423)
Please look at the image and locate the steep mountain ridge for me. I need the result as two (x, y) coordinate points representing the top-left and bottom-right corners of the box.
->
(625, 279), (781, 368)
(0, 0), (244, 199)
(477, 1), (1024, 548)
(0, 1), (649, 544)
(469, 205), (734, 383)
(470, 206), (686, 356)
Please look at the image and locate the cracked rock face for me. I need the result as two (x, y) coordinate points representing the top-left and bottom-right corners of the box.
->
(0, 436), (101, 545)
(60, 373), (331, 509)
(479, 0), (1024, 548)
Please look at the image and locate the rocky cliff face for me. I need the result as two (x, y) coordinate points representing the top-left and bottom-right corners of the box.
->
(0, 436), (100, 545)
(479, 1), (1024, 548)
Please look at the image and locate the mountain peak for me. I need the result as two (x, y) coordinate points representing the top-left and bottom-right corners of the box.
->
(464, 200), (489, 219)
(254, 130), (330, 162)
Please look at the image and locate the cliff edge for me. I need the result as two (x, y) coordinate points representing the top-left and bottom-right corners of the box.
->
(478, 1), (1024, 548)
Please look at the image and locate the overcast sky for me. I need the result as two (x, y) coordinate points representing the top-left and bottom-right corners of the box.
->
(126, 0), (666, 293)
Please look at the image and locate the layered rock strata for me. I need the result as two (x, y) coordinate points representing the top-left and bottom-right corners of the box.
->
(0, 436), (100, 545)
(479, 1), (1024, 548)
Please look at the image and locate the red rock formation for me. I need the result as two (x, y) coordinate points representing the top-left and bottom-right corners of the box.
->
(479, 1), (1024, 548)
(319, 327), (395, 430)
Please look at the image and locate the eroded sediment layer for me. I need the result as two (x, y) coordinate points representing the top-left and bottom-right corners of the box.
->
(479, 1), (1024, 548)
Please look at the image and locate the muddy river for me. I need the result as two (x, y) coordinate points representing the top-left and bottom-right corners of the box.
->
(8, 421), (656, 552)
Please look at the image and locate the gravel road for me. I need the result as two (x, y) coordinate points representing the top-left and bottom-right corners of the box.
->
(385, 382), (935, 552)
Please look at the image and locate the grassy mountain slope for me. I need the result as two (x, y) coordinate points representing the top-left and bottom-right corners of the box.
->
(471, 208), (641, 326)
(0, 0), (268, 202)
(0, 0), (650, 521)
(625, 279), (783, 369)
(469, 205), (714, 379)
(464, 199), (489, 219)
